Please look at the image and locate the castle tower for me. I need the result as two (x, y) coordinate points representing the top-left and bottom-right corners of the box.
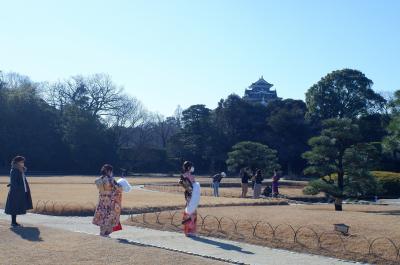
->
(243, 76), (278, 106)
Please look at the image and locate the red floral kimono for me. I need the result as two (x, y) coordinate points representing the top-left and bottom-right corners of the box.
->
(183, 211), (197, 236)
(93, 175), (122, 234)
(180, 173), (200, 236)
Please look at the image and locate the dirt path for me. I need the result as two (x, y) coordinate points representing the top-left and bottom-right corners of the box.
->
(0, 220), (228, 265)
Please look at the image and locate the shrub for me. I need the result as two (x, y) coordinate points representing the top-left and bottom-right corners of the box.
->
(372, 171), (400, 198)
(226, 141), (280, 176)
(303, 171), (400, 198)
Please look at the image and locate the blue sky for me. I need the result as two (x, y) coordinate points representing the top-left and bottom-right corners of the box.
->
(1, 0), (399, 115)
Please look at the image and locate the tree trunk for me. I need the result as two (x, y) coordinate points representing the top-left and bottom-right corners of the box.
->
(334, 198), (343, 211)
(336, 154), (344, 211)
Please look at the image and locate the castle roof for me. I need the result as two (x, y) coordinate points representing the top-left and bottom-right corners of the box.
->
(249, 76), (273, 90)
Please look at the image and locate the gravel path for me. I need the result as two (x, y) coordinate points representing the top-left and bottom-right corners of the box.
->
(0, 210), (361, 265)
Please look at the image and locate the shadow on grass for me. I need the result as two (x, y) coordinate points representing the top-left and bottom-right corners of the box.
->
(10, 226), (43, 241)
(117, 238), (152, 248)
(190, 236), (254, 254)
(361, 210), (400, 216)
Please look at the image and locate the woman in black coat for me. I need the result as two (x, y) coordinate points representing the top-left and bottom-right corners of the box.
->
(5, 156), (33, 227)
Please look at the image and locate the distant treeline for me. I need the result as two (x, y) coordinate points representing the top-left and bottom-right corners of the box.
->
(0, 69), (399, 176)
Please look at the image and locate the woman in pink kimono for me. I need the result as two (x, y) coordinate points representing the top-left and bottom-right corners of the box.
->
(179, 161), (201, 237)
(93, 164), (122, 236)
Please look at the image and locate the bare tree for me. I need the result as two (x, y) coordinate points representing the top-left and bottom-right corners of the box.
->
(153, 114), (180, 148)
(46, 74), (119, 114)
(0, 71), (6, 90)
(174, 105), (183, 129)
(45, 75), (90, 111)
(104, 95), (145, 127)
(85, 74), (124, 116)
(120, 112), (156, 149)
(0, 72), (37, 90)
(45, 73), (147, 127)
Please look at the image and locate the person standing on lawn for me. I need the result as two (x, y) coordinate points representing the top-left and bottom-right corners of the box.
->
(272, 170), (281, 197)
(253, 169), (263, 199)
(93, 164), (122, 237)
(5, 156), (33, 227)
(251, 170), (256, 191)
(179, 161), (201, 237)
(240, 167), (250, 198)
(211, 172), (226, 197)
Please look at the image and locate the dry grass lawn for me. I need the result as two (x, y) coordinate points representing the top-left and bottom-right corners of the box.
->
(0, 175), (308, 186)
(127, 204), (400, 264)
(197, 204), (400, 239)
(0, 220), (227, 265)
(0, 176), (287, 214)
(146, 185), (323, 199)
(0, 175), (263, 185)
(0, 175), (186, 185)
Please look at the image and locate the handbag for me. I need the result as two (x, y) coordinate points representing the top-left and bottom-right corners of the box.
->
(113, 222), (122, 232)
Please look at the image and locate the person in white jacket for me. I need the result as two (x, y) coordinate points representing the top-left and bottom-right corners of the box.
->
(179, 161), (201, 237)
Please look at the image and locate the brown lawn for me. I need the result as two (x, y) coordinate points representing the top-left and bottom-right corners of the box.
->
(146, 185), (323, 199)
(0, 175), (308, 185)
(126, 204), (400, 265)
(0, 176), (287, 214)
(196, 204), (400, 239)
(0, 175), (190, 185)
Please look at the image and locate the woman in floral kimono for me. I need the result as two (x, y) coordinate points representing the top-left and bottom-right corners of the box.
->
(179, 161), (201, 237)
(93, 164), (122, 236)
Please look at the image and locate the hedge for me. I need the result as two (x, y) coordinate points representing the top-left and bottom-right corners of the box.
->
(372, 171), (400, 198)
(306, 171), (400, 198)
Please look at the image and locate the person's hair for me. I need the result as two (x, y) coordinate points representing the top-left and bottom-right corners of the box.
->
(256, 169), (262, 175)
(100, 164), (113, 175)
(182, 161), (193, 173)
(11, 156), (25, 166)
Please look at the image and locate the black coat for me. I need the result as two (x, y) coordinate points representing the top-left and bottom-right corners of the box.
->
(212, 174), (223, 183)
(255, 173), (263, 184)
(5, 168), (33, 215)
